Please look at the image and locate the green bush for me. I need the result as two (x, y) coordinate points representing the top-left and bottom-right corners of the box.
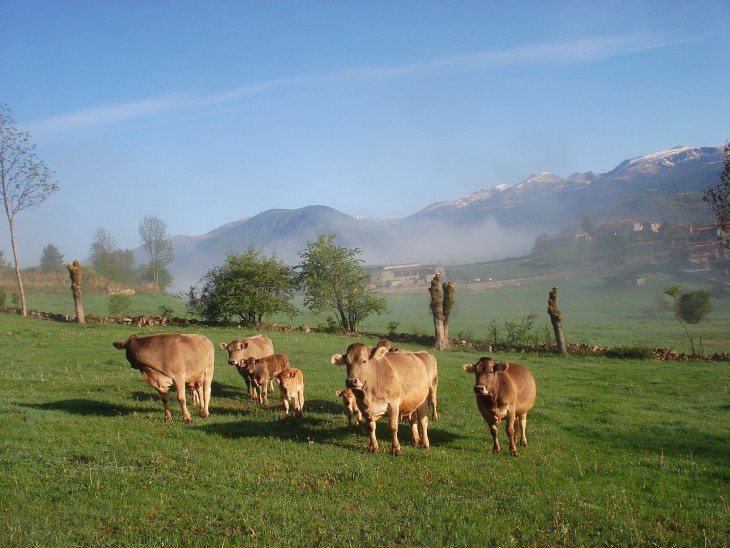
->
(0, 286), (5, 307)
(605, 344), (653, 360)
(108, 293), (133, 317)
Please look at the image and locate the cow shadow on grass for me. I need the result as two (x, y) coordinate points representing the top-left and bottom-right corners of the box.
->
(19, 399), (142, 417)
(198, 397), (463, 452)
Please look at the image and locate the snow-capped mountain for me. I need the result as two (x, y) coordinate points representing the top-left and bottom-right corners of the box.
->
(164, 145), (723, 290)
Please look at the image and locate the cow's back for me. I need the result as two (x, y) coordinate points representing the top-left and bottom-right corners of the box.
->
(127, 333), (214, 381)
(502, 362), (536, 413)
(246, 334), (274, 357)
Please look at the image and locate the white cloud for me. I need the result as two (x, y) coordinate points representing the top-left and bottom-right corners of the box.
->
(24, 33), (682, 137)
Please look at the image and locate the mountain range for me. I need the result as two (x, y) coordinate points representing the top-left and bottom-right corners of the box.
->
(156, 145), (723, 292)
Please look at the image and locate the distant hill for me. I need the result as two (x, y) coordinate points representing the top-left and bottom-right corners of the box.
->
(160, 145), (723, 291)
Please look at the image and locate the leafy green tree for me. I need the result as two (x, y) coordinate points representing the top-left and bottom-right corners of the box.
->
(138, 215), (174, 291)
(663, 285), (713, 355)
(187, 246), (298, 325)
(136, 263), (173, 291)
(297, 231), (387, 333)
(40, 243), (65, 272)
(0, 104), (59, 316)
(108, 293), (132, 317)
(704, 141), (729, 247)
(89, 227), (135, 290)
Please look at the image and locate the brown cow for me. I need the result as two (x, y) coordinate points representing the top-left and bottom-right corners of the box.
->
(376, 340), (439, 421)
(331, 343), (431, 455)
(336, 388), (363, 430)
(463, 357), (536, 456)
(240, 354), (290, 406)
(112, 333), (214, 423)
(219, 335), (274, 399)
(275, 367), (304, 417)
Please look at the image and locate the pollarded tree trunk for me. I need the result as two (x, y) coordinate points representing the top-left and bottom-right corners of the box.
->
(547, 286), (566, 354)
(430, 273), (454, 350)
(67, 259), (85, 324)
(442, 280), (455, 344)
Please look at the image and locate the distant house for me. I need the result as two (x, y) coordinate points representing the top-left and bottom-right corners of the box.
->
(593, 219), (643, 239)
(367, 264), (441, 288)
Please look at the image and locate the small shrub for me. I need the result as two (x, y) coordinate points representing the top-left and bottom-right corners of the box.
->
(456, 328), (474, 341)
(317, 315), (341, 334)
(387, 321), (400, 335)
(0, 286), (5, 307)
(11, 293), (20, 308)
(158, 305), (174, 318)
(108, 293), (132, 317)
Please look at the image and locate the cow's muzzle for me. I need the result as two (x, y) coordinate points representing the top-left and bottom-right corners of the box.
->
(346, 378), (364, 389)
(473, 385), (489, 395)
(228, 359), (237, 365)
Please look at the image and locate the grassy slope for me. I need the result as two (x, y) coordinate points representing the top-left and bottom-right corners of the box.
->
(1, 315), (728, 546)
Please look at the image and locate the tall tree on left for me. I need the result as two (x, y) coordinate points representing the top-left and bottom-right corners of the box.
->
(0, 105), (59, 316)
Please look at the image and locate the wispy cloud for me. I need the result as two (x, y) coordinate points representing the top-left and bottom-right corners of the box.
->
(25, 33), (682, 137)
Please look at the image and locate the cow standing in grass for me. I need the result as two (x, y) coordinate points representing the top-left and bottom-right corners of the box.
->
(113, 333), (215, 423)
(331, 343), (432, 455)
(463, 357), (536, 456)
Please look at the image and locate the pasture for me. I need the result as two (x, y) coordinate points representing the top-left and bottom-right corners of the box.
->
(1, 313), (728, 546)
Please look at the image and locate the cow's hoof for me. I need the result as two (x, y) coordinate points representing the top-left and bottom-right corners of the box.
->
(183, 416), (193, 424)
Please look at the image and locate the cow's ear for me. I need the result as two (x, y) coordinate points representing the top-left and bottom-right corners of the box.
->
(494, 362), (510, 372)
(242, 342), (249, 349)
(219, 342), (228, 350)
(113, 341), (126, 349)
(372, 345), (388, 360)
(331, 354), (344, 365)
(336, 390), (343, 397)
(463, 364), (476, 373)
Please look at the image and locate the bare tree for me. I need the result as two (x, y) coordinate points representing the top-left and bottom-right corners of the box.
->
(138, 215), (174, 291)
(67, 259), (85, 324)
(547, 286), (567, 354)
(0, 104), (59, 316)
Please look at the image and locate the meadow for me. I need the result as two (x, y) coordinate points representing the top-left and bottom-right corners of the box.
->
(1, 311), (728, 546)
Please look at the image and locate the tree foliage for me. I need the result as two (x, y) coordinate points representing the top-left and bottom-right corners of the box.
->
(89, 227), (136, 289)
(704, 141), (730, 247)
(40, 243), (65, 272)
(187, 246), (298, 325)
(297, 232), (387, 333)
(0, 104), (59, 315)
(138, 215), (174, 291)
(663, 285), (713, 355)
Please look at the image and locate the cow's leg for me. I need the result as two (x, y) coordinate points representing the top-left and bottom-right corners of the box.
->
(505, 410), (518, 456)
(261, 383), (269, 406)
(296, 389), (304, 417)
(409, 413), (421, 447)
(517, 413), (528, 447)
(430, 385), (439, 421)
(281, 396), (290, 415)
(159, 390), (173, 422)
(366, 415), (379, 453)
(200, 374), (211, 418)
(488, 420), (501, 453)
(245, 377), (254, 399)
(174, 380), (193, 423)
(388, 407), (401, 456)
(418, 403), (430, 449)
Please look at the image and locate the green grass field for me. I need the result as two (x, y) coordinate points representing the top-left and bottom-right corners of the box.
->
(1, 313), (728, 546)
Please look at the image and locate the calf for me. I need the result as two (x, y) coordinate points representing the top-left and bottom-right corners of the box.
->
(241, 354), (290, 406)
(275, 368), (304, 417)
(336, 388), (363, 431)
(463, 357), (536, 456)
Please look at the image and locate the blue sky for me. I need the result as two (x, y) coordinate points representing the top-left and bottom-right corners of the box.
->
(1, 0), (729, 268)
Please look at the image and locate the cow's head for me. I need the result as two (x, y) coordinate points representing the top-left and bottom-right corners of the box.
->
(275, 369), (298, 393)
(336, 388), (357, 407)
(220, 340), (251, 365)
(331, 343), (387, 390)
(463, 357), (509, 397)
